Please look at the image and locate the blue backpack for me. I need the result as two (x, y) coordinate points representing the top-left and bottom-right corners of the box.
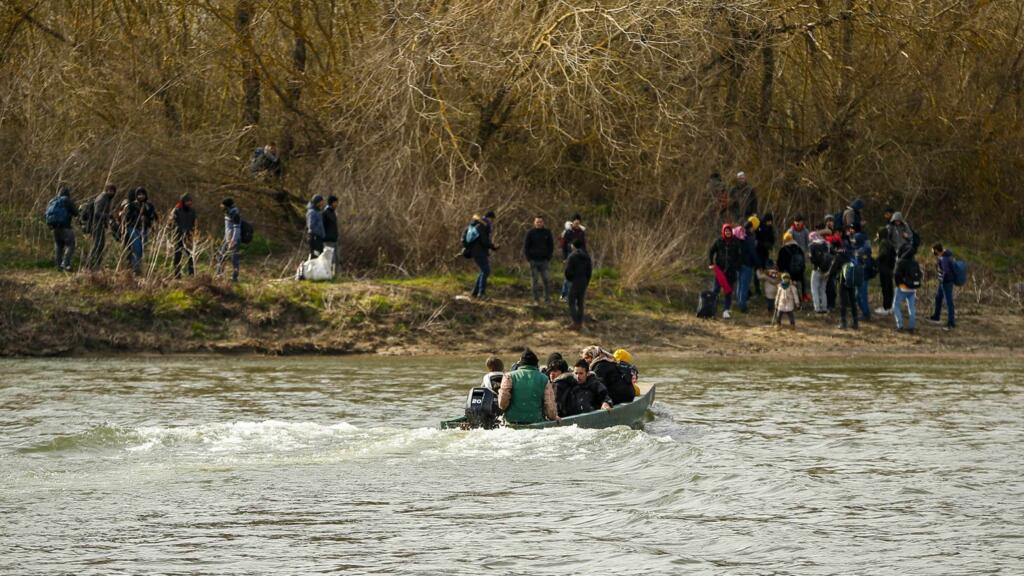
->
(952, 259), (968, 286)
(461, 223), (480, 248)
(45, 196), (70, 227)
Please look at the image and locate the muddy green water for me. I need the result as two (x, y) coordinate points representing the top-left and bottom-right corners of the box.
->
(1, 357), (1022, 575)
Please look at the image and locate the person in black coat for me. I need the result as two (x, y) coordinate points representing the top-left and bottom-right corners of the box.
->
(708, 224), (742, 318)
(523, 216), (554, 304)
(564, 238), (592, 330)
(555, 359), (613, 417)
(171, 193), (196, 278)
(322, 195), (340, 266)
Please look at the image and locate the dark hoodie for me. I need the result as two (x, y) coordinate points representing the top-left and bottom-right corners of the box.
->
(709, 224), (742, 273)
(322, 204), (338, 243)
(122, 187), (157, 233)
(172, 194), (196, 239)
(554, 372), (612, 417)
(755, 214), (776, 267)
(936, 249), (955, 284)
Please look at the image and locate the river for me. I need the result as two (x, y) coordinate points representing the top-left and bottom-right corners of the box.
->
(1, 356), (1022, 575)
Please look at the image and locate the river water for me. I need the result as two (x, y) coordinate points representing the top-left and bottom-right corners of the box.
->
(1, 356), (1022, 575)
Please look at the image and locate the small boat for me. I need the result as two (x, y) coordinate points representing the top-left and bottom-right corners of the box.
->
(440, 383), (656, 430)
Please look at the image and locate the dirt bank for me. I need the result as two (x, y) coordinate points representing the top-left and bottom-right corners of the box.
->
(2, 269), (1021, 359)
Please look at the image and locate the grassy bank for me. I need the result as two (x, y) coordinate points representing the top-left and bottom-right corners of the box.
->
(1, 263), (1021, 358)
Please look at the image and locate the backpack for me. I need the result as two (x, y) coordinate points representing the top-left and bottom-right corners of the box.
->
(809, 242), (833, 272)
(461, 223), (480, 248)
(239, 220), (255, 244)
(952, 259), (968, 286)
(45, 196), (70, 227)
(788, 250), (806, 277)
(697, 290), (716, 318)
(78, 201), (95, 231)
(906, 260), (923, 290)
(841, 261), (864, 289)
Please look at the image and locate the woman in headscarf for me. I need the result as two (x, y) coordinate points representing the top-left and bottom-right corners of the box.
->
(580, 346), (635, 404)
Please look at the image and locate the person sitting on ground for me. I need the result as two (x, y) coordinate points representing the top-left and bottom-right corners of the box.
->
(250, 142), (282, 178)
(613, 348), (641, 397)
(757, 260), (780, 314)
(556, 359), (613, 418)
(892, 244), (922, 334)
(306, 194), (325, 259)
(498, 349), (558, 425)
(581, 345), (635, 405)
(480, 356), (505, 393)
(773, 273), (799, 328)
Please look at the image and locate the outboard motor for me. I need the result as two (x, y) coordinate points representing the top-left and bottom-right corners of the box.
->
(465, 387), (500, 429)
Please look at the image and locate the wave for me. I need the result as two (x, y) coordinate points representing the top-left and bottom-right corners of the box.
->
(18, 420), (678, 461)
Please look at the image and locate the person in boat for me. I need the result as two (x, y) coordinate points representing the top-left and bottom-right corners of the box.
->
(481, 355), (504, 393)
(498, 349), (558, 424)
(613, 348), (641, 397)
(555, 359), (613, 417)
(581, 346), (635, 405)
(542, 352), (564, 377)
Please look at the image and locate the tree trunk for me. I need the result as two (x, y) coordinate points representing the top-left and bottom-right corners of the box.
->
(235, 0), (260, 127)
(281, 0), (306, 156)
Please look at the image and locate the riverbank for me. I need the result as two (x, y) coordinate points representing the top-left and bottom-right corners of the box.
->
(1, 269), (1021, 358)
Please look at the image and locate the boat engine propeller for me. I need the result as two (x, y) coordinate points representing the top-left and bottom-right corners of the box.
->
(465, 387), (500, 429)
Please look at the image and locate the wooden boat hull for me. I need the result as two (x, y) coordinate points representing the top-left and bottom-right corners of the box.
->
(440, 384), (656, 430)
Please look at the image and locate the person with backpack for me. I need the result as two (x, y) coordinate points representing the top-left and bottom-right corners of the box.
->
(808, 231), (832, 314)
(564, 238), (592, 330)
(735, 219), (759, 313)
(216, 198), (242, 282)
(45, 184), (79, 272)
(873, 207), (897, 316)
(581, 345), (634, 405)
(322, 195), (340, 266)
(854, 232), (873, 321)
(171, 193), (197, 278)
(523, 216), (554, 305)
(892, 244), (923, 334)
(306, 194), (325, 259)
(842, 199), (866, 233)
(830, 225), (861, 330)
(776, 231), (807, 303)
(85, 184), (117, 270)
(708, 223), (742, 319)
(928, 243), (957, 330)
(120, 187), (157, 275)
(465, 211), (498, 299)
(559, 214), (586, 301)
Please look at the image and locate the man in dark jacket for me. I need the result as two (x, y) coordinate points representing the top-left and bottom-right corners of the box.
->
(306, 194), (325, 258)
(171, 193), (196, 278)
(873, 207), (896, 315)
(830, 225), (860, 330)
(559, 213), (586, 301)
(322, 195), (340, 266)
(523, 216), (554, 304)
(728, 172), (759, 222)
(928, 243), (956, 330)
(121, 187), (157, 275)
(555, 359), (613, 417)
(564, 238), (592, 330)
(709, 224), (742, 318)
(469, 211), (498, 298)
(47, 184), (79, 271)
(86, 184), (117, 270)
(736, 218), (759, 313)
(755, 212), (776, 268)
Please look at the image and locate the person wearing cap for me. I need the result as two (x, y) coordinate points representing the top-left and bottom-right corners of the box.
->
(469, 210), (498, 299)
(216, 197), (242, 282)
(874, 207), (897, 315)
(171, 193), (196, 278)
(498, 349), (558, 424)
(322, 195), (340, 266)
(776, 230), (806, 305)
(306, 194), (325, 259)
(728, 171), (759, 222)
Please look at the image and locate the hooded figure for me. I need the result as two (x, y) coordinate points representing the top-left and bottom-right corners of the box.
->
(843, 199), (865, 233)
(306, 194), (325, 257)
(580, 346), (634, 405)
(709, 224), (742, 273)
(887, 211), (916, 257)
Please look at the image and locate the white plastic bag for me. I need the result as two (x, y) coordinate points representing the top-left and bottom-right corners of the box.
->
(295, 246), (335, 281)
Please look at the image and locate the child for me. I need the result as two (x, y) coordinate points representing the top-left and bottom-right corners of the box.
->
(773, 272), (799, 327)
(757, 261), (780, 313)
(481, 355), (504, 392)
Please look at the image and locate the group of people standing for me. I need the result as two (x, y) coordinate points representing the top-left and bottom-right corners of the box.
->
(705, 172), (960, 332)
(43, 185), (248, 281)
(480, 346), (640, 425)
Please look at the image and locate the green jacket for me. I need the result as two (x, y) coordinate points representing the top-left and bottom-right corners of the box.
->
(503, 365), (549, 424)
